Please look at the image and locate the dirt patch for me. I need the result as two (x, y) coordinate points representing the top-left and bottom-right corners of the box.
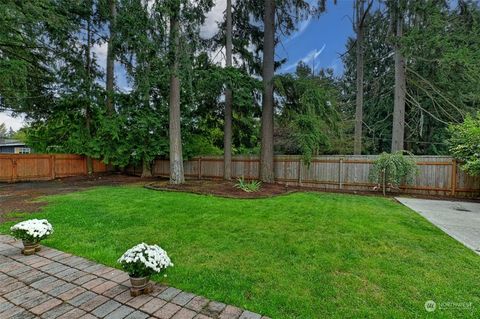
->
(146, 180), (295, 199)
(0, 174), (156, 222)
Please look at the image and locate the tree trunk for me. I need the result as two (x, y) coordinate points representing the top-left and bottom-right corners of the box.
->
(105, 0), (116, 115)
(260, 0), (275, 183)
(391, 10), (406, 152)
(141, 158), (152, 178)
(354, 0), (365, 155)
(223, 0), (233, 180)
(85, 108), (94, 175)
(85, 4), (93, 176)
(168, 4), (185, 184)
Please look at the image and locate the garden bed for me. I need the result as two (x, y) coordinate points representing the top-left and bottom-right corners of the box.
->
(146, 179), (295, 198)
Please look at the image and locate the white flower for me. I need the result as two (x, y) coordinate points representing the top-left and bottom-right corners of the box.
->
(118, 243), (173, 275)
(10, 219), (53, 241)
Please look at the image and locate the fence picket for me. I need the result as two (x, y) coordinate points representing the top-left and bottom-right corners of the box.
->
(141, 155), (479, 198)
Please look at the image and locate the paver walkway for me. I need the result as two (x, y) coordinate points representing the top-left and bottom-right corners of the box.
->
(0, 235), (268, 319)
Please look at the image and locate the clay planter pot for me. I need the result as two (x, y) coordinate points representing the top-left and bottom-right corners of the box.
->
(22, 240), (41, 256)
(129, 276), (150, 290)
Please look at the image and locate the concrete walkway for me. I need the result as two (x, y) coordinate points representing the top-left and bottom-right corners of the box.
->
(0, 235), (268, 319)
(396, 197), (480, 254)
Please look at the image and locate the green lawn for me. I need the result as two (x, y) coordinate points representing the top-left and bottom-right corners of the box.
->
(1, 186), (479, 318)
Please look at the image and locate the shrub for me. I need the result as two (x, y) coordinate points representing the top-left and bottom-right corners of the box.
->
(369, 151), (418, 195)
(235, 177), (262, 193)
(449, 114), (480, 176)
(118, 243), (173, 278)
(10, 219), (53, 243)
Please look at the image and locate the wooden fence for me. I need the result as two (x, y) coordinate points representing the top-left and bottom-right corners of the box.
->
(128, 155), (480, 198)
(2, 154), (478, 197)
(0, 154), (107, 182)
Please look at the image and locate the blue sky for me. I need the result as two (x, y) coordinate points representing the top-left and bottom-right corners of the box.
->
(278, 0), (355, 76)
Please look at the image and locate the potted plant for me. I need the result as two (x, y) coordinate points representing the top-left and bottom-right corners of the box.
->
(118, 243), (173, 291)
(10, 219), (54, 255)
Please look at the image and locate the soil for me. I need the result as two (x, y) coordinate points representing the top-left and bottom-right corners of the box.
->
(146, 180), (296, 199)
(146, 180), (480, 202)
(0, 174), (154, 222)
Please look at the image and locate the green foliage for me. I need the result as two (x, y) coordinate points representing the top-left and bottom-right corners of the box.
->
(369, 151), (418, 195)
(275, 64), (343, 163)
(234, 177), (262, 192)
(189, 56), (262, 156)
(10, 228), (37, 243)
(118, 258), (155, 278)
(4, 0), (480, 167)
(342, 1), (480, 154)
(449, 113), (480, 176)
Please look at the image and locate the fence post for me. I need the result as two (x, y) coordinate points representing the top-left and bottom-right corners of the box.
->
(50, 155), (55, 180)
(339, 158), (344, 189)
(297, 158), (302, 186)
(84, 156), (88, 175)
(11, 158), (18, 183)
(451, 159), (457, 196)
(198, 157), (202, 180)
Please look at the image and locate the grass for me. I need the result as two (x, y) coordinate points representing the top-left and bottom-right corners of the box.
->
(1, 186), (479, 318)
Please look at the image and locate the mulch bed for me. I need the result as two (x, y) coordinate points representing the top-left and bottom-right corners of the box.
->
(146, 179), (297, 199)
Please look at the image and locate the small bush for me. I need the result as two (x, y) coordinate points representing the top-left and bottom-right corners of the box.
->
(235, 177), (262, 193)
(369, 151), (418, 195)
(449, 114), (480, 176)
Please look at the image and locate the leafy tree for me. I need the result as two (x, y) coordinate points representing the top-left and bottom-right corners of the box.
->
(449, 114), (480, 176)
(275, 64), (342, 163)
(369, 151), (418, 196)
(342, 1), (479, 155)
(245, 0), (327, 182)
(188, 54), (261, 157)
(20, 0), (106, 172)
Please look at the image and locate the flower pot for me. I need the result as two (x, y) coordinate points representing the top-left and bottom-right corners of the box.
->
(129, 276), (149, 290)
(22, 240), (41, 256)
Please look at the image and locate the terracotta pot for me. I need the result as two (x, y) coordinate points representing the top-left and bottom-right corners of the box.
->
(129, 276), (149, 290)
(22, 240), (41, 256)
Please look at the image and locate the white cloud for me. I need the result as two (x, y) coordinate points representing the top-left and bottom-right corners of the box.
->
(200, 0), (227, 39)
(285, 16), (312, 43)
(0, 112), (26, 131)
(92, 42), (108, 69)
(283, 43), (326, 72)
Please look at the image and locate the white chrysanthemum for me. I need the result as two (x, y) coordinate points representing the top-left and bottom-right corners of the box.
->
(10, 219), (53, 241)
(118, 243), (173, 275)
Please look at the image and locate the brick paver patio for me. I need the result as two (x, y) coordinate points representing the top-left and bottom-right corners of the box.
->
(0, 235), (268, 319)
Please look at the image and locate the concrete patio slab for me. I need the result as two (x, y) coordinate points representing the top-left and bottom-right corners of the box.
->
(396, 197), (480, 254)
